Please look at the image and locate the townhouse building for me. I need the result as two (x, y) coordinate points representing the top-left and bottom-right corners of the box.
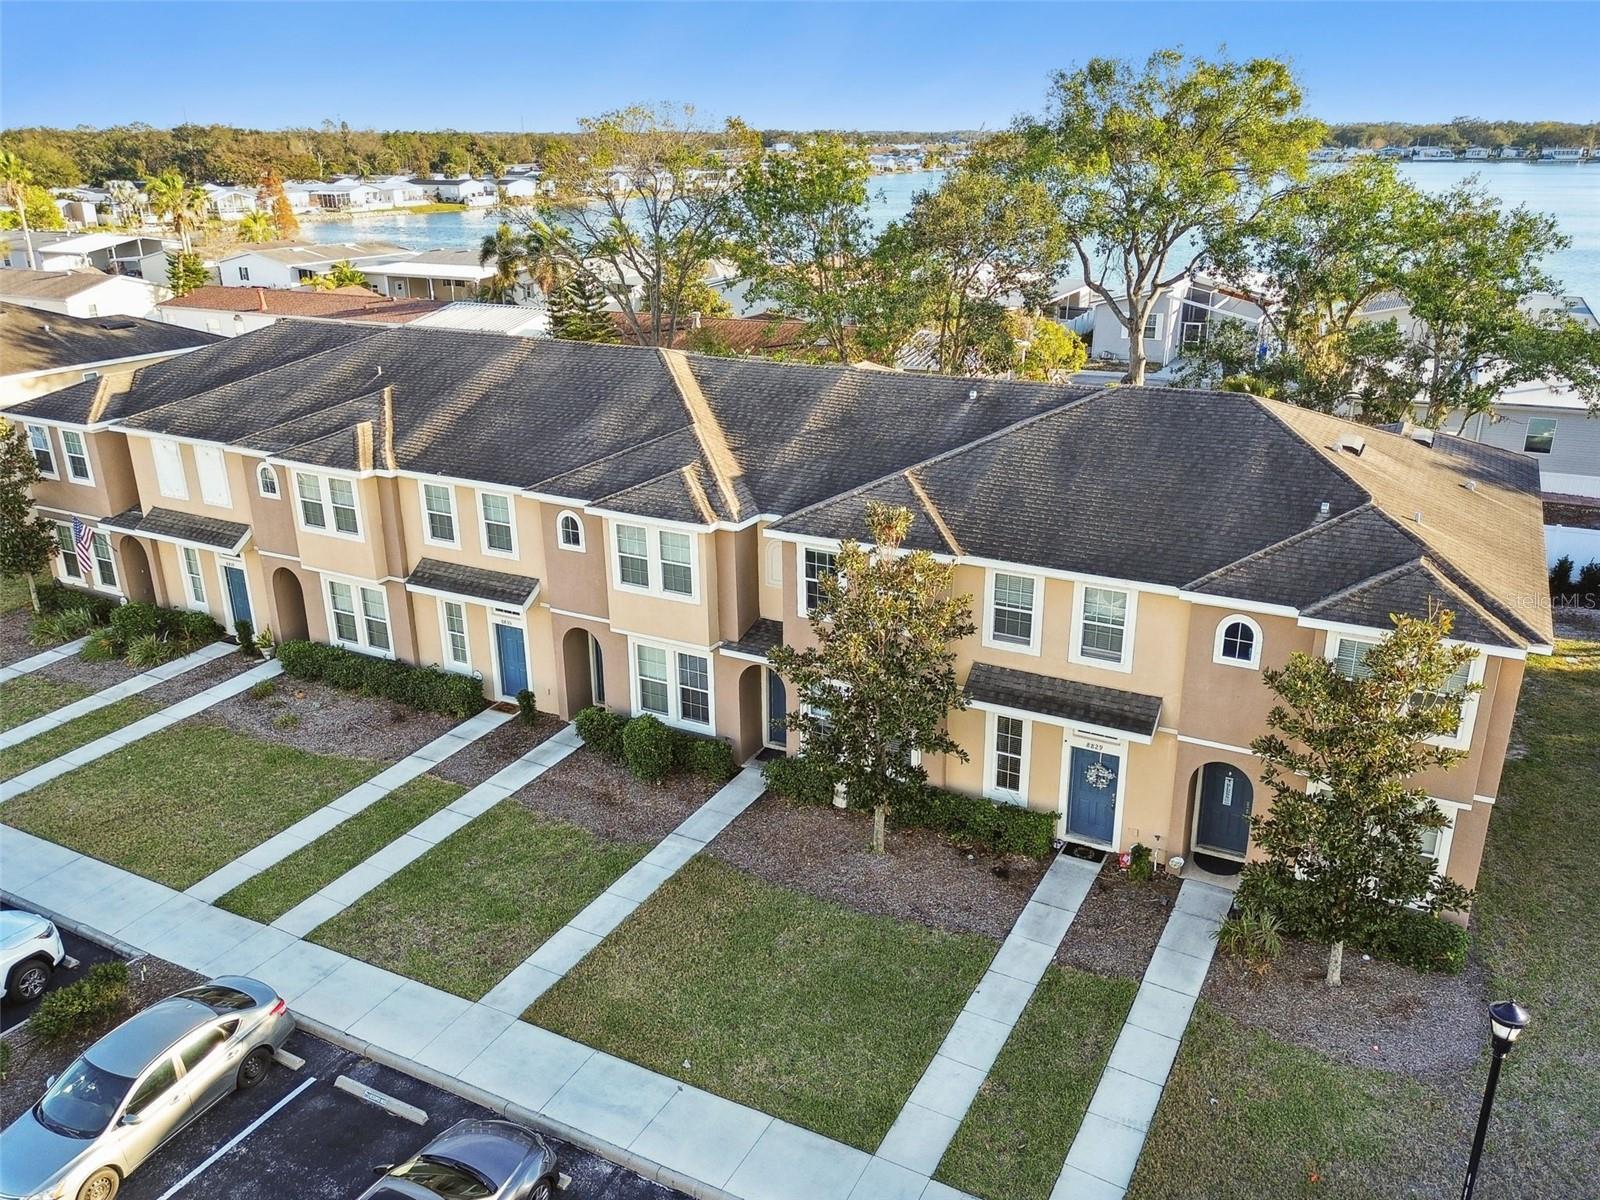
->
(6, 326), (1551, 906)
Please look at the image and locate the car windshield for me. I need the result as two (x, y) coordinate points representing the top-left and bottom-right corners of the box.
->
(389, 1155), (494, 1198)
(35, 1057), (135, 1139)
(173, 984), (255, 1011)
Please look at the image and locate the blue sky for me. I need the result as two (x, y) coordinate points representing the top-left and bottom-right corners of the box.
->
(2, 2), (1594, 130)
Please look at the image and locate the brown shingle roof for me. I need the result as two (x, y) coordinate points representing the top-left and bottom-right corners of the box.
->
(0, 303), (221, 376)
(159, 287), (446, 324)
(609, 313), (813, 354)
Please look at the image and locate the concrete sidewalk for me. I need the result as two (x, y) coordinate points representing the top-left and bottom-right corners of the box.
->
(1052, 879), (1233, 1200)
(0, 636), (90, 685)
(1, 822), (978, 1200)
(876, 853), (1099, 1178)
(186, 706), (514, 904)
(0, 656), (281, 803)
(0, 639), (234, 752)
(480, 762), (767, 1015)
(271, 723), (583, 938)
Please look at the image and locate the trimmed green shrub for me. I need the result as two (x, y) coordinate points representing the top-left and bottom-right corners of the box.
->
(686, 735), (737, 782)
(575, 705), (627, 759)
(762, 755), (1055, 857)
(126, 632), (179, 668)
(109, 601), (160, 644)
(29, 961), (131, 1043)
(36, 581), (118, 623)
(80, 626), (122, 662)
(1127, 842), (1154, 883)
(516, 689), (538, 725)
(156, 607), (223, 650)
(1236, 869), (1469, 974)
(27, 606), (98, 646)
(272, 639), (486, 718)
(233, 618), (257, 657)
(622, 714), (677, 784)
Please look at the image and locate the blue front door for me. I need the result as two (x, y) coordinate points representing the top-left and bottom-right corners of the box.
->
(222, 564), (252, 628)
(495, 622), (528, 698)
(766, 669), (787, 746)
(1195, 763), (1253, 856)
(1066, 746), (1119, 845)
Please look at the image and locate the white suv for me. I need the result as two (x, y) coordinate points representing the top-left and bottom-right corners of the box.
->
(0, 909), (66, 1004)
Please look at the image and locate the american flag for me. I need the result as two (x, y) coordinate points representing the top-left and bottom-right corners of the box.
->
(70, 517), (94, 581)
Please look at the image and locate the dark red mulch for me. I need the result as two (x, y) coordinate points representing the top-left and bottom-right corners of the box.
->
(511, 746), (717, 843)
(0, 607), (32, 668)
(28, 648), (145, 691)
(0, 955), (203, 1128)
(187, 673), (461, 763)
(708, 794), (1047, 941)
(1056, 859), (1182, 980)
(430, 712), (564, 788)
(1202, 932), (1488, 1076)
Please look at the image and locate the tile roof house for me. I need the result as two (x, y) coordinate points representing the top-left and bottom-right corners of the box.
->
(155, 286), (447, 336)
(5, 326), (1550, 911)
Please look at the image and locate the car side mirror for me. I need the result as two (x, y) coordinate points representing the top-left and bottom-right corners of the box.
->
(45, 1075), (56, 1088)
(372, 1165), (393, 1176)
(120, 1111), (143, 1126)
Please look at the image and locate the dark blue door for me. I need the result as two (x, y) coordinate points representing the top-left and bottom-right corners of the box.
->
(1066, 746), (1118, 844)
(1195, 763), (1253, 856)
(223, 564), (252, 628)
(495, 623), (528, 697)
(766, 669), (787, 746)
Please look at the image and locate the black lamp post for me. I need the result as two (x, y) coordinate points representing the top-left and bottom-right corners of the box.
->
(1460, 999), (1529, 1200)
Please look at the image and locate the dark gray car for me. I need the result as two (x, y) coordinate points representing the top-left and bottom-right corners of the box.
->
(361, 1119), (559, 1200)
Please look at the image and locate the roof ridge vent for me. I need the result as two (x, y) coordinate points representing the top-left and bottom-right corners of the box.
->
(1333, 430), (1366, 456)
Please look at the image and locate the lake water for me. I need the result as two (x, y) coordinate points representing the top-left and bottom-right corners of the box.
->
(300, 163), (1600, 301)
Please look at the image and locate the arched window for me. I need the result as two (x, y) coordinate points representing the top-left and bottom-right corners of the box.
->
(257, 463), (280, 499)
(557, 510), (585, 551)
(1213, 615), (1261, 668)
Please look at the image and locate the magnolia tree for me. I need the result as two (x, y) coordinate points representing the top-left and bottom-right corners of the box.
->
(1246, 609), (1477, 986)
(0, 423), (57, 612)
(768, 502), (975, 854)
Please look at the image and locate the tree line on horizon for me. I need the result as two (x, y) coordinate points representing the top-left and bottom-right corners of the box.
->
(0, 116), (1594, 190)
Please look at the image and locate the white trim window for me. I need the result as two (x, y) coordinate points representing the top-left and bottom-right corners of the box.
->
(90, 531), (116, 590)
(1142, 312), (1161, 340)
(326, 578), (391, 655)
(257, 464), (281, 499)
(632, 640), (713, 729)
(60, 430), (93, 484)
(296, 473), (360, 537)
(1329, 635), (1481, 749)
(1331, 635), (1375, 680)
(422, 482), (457, 546)
(613, 523), (699, 601)
(181, 546), (207, 607)
(54, 523), (81, 581)
(440, 600), (471, 671)
(1418, 805), (1457, 877)
(1070, 585), (1135, 671)
(195, 445), (231, 509)
(27, 425), (57, 478)
(555, 510), (584, 552)
(296, 473), (326, 529)
(151, 438), (188, 500)
(479, 492), (516, 555)
(1213, 615), (1262, 669)
(986, 712), (1029, 805)
(985, 570), (1041, 653)
(800, 546), (838, 616)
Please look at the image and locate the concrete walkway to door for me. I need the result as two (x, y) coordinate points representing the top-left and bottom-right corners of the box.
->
(0, 636), (91, 685)
(1051, 879), (1233, 1199)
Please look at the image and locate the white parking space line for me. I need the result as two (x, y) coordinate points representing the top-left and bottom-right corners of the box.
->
(153, 1075), (318, 1200)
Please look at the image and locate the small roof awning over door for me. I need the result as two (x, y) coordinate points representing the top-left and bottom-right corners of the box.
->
(404, 557), (541, 609)
(964, 662), (1163, 744)
(100, 506), (251, 554)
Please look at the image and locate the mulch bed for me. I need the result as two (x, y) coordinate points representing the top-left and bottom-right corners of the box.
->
(0, 608), (32, 668)
(189, 674), (461, 763)
(0, 955), (203, 1128)
(511, 746), (717, 843)
(708, 794), (1047, 941)
(1201, 933), (1488, 1077)
(31, 646), (148, 691)
(1056, 859), (1181, 981)
(142, 650), (258, 706)
(430, 712), (564, 787)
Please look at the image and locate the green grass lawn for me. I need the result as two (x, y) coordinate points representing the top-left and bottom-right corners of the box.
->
(1129, 641), (1600, 1200)
(1, 575), (31, 614)
(0, 676), (92, 733)
(311, 802), (650, 1000)
(936, 966), (1136, 1200)
(0, 698), (157, 780)
(2, 724), (379, 888)
(217, 774), (464, 924)
(528, 855), (996, 1150)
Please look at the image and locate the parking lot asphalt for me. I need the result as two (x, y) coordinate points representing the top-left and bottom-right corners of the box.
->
(115, 1028), (690, 1200)
(1, 904), (124, 1032)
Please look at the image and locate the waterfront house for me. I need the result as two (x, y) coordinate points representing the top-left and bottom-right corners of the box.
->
(0, 268), (165, 319)
(1412, 146), (1457, 161)
(1500, 146), (1529, 160)
(4, 328), (1548, 912)
(1463, 147), (1492, 160)
(202, 184), (260, 221)
(215, 242), (410, 289)
(412, 175), (496, 205)
(1087, 273), (1264, 369)
(1539, 147), (1588, 161)
(359, 249), (544, 305)
(0, 301), (219, 407)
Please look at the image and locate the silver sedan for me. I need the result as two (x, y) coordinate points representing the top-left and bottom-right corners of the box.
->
(361, 1119), (561, 1200)
(0, 975), (295, 1200)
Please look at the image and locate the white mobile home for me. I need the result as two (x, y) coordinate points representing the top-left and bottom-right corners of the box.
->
(0, 267), (165, 318)
(215, 242), (409, 289)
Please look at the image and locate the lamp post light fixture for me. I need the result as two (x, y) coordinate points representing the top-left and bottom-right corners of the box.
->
(1460, 999), (1530, 1200)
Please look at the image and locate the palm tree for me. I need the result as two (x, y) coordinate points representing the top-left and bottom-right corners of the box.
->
(0, 150), (37, 269)
(310, 261), (368, 291)
(143, 169), (209, 253)
(478, 222), (528, 304)
(521, 219), (567, 297)
(107, 179), (143, 228)
(238, 209), (275, 243)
